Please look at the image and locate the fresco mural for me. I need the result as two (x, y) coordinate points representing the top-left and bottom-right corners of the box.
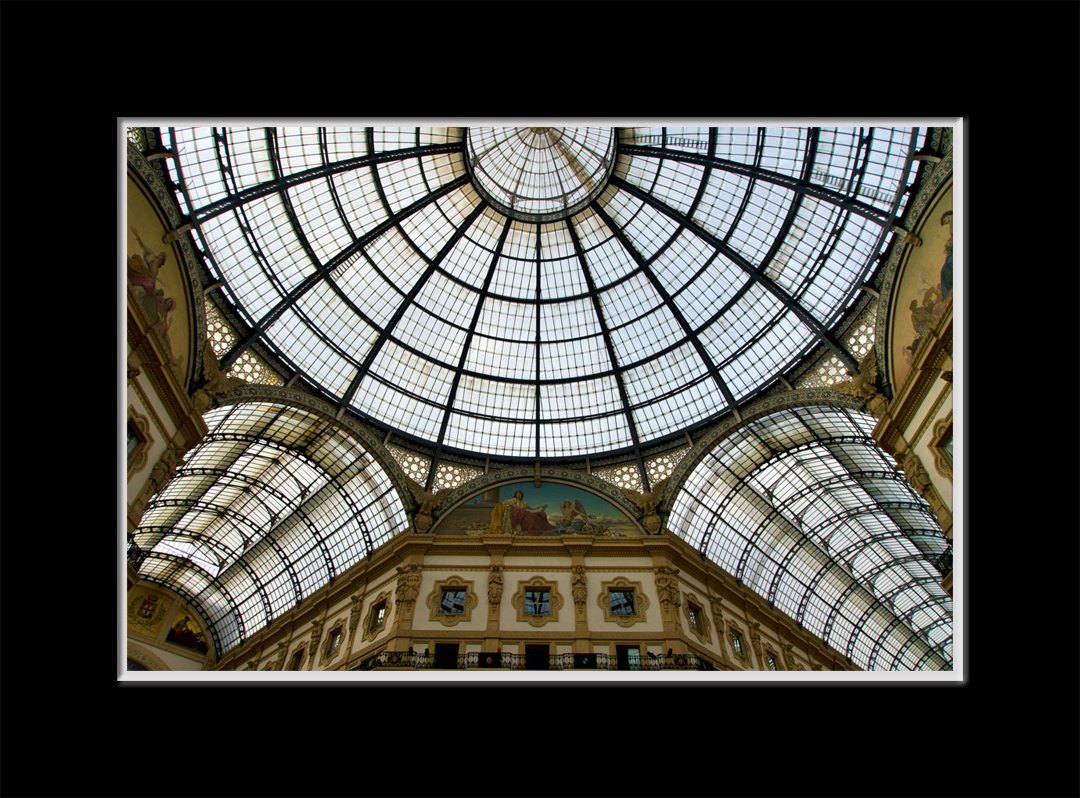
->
(127, 176), (190, 381)
(891, 184), (953, 389)
(433, 481), (641, 537)
(166, 613), (210, 654)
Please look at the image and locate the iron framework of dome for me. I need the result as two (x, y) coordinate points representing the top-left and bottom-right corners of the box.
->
(131, 124), (953, 669)
(162, 125), (922, 471)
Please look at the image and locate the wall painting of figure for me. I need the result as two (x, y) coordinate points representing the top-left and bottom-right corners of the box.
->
(433, 481), (642, 537)
(127, 176), (192, 382)
(890, 183), (953, 390)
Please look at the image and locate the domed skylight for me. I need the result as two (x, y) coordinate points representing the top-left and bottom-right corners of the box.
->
(164, 125), (922, 463)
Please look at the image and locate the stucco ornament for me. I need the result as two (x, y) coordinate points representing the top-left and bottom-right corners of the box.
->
(405, 477), (453, 534)
(488, 566), (503, 607)
(570, 566), (588, 609)
(654, 566), (681, 610)
(620, 477), (670, 534)
(395, 564), (423, 605)
(832, 347), (888, 418)
(901, 450), (932, 496)
(192, 342), (247, 413)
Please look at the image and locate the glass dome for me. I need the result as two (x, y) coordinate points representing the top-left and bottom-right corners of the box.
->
(164, 125), (922, 463)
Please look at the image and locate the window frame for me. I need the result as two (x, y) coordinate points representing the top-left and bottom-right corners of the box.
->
(426, 576), (479, 627)
(511, 576), (564, 627)
(598, 577), (650, 627)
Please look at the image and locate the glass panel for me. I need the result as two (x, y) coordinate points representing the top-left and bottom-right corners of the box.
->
(441, 589), (467, 614)
(525, 590), (550, 615)
(610, 590), (636, 615)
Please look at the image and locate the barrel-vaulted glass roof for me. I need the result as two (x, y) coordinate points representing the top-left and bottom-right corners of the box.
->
(668, 405), (952, 670)
(130, 402), (408, 655)
(162, 125), (923, 463)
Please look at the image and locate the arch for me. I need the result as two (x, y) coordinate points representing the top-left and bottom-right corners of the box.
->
(130, 398), (410, 658)
(665, 401), (952, 670)
(126, 642), (173, 672)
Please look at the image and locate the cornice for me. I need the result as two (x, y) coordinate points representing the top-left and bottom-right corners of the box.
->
(876, 309), (952, 452)
(128, 308), (207, 444)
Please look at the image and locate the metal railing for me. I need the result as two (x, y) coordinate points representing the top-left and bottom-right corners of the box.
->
(353, 649), (716, 671)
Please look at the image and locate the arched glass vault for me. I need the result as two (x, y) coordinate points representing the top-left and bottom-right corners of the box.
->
(160, 125), (923, 474)
(130, 402), (408, 655)
(667, 405), (951, 670)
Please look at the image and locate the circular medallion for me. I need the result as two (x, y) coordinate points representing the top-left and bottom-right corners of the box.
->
(465, 127), (617, 222)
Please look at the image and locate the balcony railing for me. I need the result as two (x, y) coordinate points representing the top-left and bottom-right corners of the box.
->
(353, 650), (716, 671)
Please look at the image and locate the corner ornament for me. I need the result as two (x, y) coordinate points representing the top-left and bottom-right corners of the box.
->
(192, 343), (247, 414)
(405, 476), (453, 534)
(832, 347), (888, 418)
(620, 477), (670, 534)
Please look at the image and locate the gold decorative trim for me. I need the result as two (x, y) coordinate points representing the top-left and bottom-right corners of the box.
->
(426, 576), (479, 627)
(361, 592), (393, 643)
(285, 643), (307, 671)
(127, 405), (154, 478)
(126, 641), (171, 672)
(320, 618), (348, 667)
(683, 593), (712, 645)
(930, 413), (953, 482)
(727, 619), (749, 664)
(127, 368), (172, 444)
(511, 576), (565, 627)
(763, 644), (783, 671)
(597, 576), (649, 627)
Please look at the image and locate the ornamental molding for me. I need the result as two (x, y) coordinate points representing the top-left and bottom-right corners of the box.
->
(660, 390), (864, 513)
(360, 592), (393, 644)
(597, 576), (649, 627)
(682, 591), (713, 646)
(510, 575), (565, 627)
(127, 141), (207, 389)
(127, 405), (154, 477)
(319, 617), (348, 668)
(930, 415), (953, 483)
(426, 575), (479, 627)
(727, 619), (750, 665)
(126, 642), (172, 672)
(762, 643), (783, 671)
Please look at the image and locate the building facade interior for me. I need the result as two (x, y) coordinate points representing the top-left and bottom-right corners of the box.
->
(123, 122), (957, 678)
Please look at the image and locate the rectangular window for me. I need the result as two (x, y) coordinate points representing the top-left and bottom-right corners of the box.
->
(127, 424), (140, 458)
(610, 589), (636, 616)
(289, 651), (304, 670)
(327, 630), (341, 657)
(766, 653), (779, 670)
(525, 589), (550, 616)
(370, 602), (387, 631)
(440, 589), (467, 615)
(731, 632), (744, 656)
(688, 605), (703, 632)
